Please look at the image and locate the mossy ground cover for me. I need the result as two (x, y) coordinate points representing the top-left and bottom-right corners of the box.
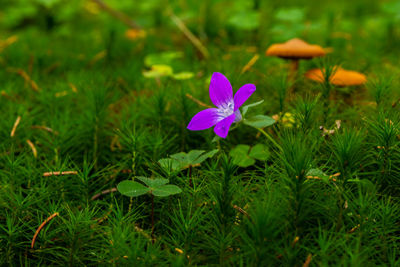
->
(1, 0), (400, 266)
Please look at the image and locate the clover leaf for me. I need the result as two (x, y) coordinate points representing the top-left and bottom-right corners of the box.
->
(117, 177), (182, 198)
(158, 149), (219, 172)
(230, 144), (270, 167)
(117, 180), (150, 197)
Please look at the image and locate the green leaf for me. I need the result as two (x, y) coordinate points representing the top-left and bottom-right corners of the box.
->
(152, 185), (182, 197)
(212, 135), (221, 143)
(306, 168), (332, 182)
(234, 156), (255, 168)
(306, 168), (327, 177)
(172, 72), (194, 80)
(230, 144), (269, 167)
(186, 150), (206, 163)
(136, 176), (169, 188)
(230, 144), (251, 155)
(143, 64), (173, 78)
(249, 144), (270, 161)
(117, 180), (149, 197)
(144, 51), (183, 67)
(230, 145), (255, 167)
(242, 100), (264, 117)
(192, 149), (219, 165)
(167, 149), (219, 168)
(158, 158), (184, 172)
(275, 8), (305, 23)
(228, 11), (260, 30)
(170, 152), (189, 163)
(244, 115), (276, 128)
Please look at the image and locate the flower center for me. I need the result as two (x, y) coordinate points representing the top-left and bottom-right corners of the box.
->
(218, 102), (234, 118)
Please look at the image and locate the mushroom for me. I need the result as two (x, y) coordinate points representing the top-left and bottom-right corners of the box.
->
(305, 66), (367, 87)
(305, 66), (367, 106)
(266, 38), (326, 82)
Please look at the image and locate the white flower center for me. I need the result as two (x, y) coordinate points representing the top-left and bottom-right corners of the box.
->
(217, 102), (234, 118)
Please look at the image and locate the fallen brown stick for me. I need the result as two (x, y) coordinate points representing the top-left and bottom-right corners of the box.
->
(10, 116), (21, 137)
(0, 35), (18, 53)
(91, 0), (140, 29)
(233, 204), (249, 217)
(348, 224), (360, 234)
(31, 212), (59, 249)
(26, 140), (37, 158)
(91, 188), (118, 201)
(241, 54), (260, 74)
(169, 11), (209, 59)
(186, 93), (212, 108)
(303, 254), (313, 267)
(7, 68), (40, 92)
(31, 125), (58, 135)
(43, 171), (78, 177)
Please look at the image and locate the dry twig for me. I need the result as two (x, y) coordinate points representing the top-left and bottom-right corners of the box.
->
(91, 188), (118, 201)
(31, 212), (59, 249)
(91, 0), (140, 29)
(233, 204), (249, 217)
(185, 93), (212, 108)
(169, 11), (209, 59)
(7, 68), (40, 92)
(26, 140), (37, 158)
(241, 54), (260, 74)
(31, 125), (58, 135)
(43, 171), (78, 177)
(303, 254), (313, 267)
(10, 116), (21, 137)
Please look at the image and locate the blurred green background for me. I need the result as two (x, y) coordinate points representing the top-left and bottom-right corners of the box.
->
(1, 0), (399, 66)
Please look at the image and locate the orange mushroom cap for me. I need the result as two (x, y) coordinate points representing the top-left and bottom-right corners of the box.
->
(266, 38), (326, 60)
(305, 67), (367, 86)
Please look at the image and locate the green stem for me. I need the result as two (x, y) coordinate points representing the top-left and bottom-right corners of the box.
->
(128, 143), (136, 213)
(188, 165), (193, 188)
(151, 194), (155, 243)
(322, 83), (333, 124)
(216, 139), (222, 152)
(256, 128), (282, 151)
(93, 118), (99, 169)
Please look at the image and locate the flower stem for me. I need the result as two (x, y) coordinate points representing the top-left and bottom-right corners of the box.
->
(256, 128), (282, 151)
(188, 165), (193, 188)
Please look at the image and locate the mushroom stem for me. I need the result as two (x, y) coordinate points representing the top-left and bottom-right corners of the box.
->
(288, 59), (299, 97)
(289, 59), (299, 80)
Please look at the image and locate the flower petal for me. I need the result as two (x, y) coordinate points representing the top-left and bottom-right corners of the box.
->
(233, 109), (242, 123)
(187, 108), (221, 131)
(214, 113), (235, 138)
(209, 72), (233, 108)
(233, 84), (256, 111)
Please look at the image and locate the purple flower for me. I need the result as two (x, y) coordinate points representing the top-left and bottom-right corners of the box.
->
(187, 72), (256, 138)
